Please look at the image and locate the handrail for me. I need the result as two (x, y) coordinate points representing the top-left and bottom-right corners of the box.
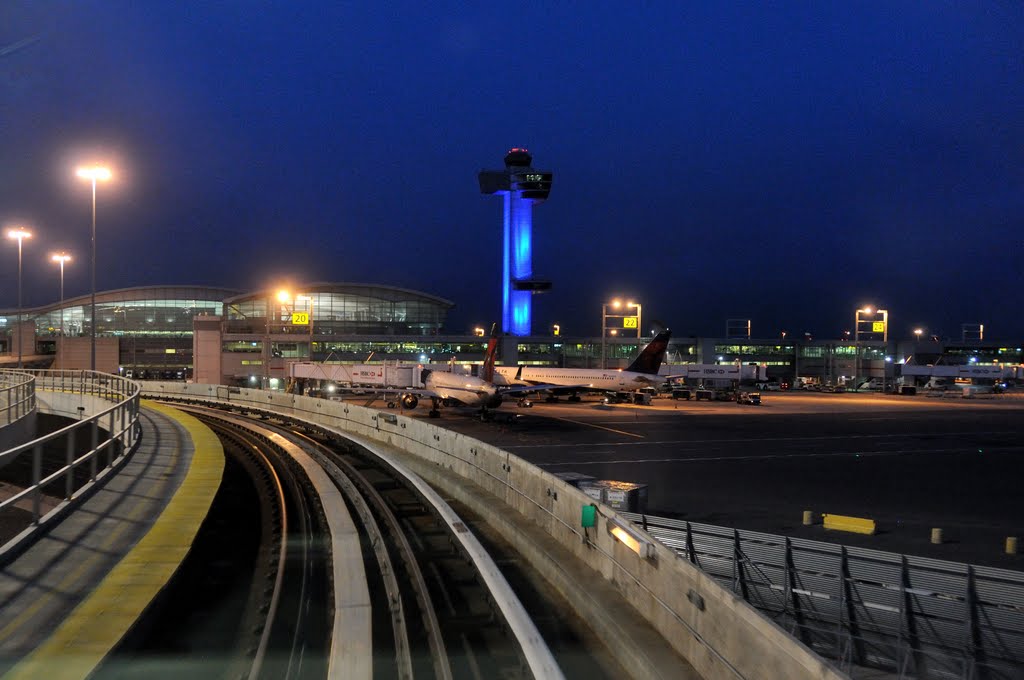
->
(0, 369), (142, 563)
(0, 370), (35, 427)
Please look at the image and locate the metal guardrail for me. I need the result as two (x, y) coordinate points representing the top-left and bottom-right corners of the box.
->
(0, 371), (35, 427)
(620, 512), (1024, 680)
(0, 369), (141, 562)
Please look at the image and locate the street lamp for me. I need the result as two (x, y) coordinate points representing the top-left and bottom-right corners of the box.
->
(626, 301), (642, 338)
(854, 306), (888, 391)
(6, 228), (32, 368)
(601, 297), (642, 369)
(51, 252), (72, 370)
(76, 165), (112, 371)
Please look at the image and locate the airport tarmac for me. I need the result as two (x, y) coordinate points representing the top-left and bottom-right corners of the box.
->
(388, 391), (1024, 569)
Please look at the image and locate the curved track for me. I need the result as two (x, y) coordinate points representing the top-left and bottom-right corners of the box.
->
(130, 402), (565, 680)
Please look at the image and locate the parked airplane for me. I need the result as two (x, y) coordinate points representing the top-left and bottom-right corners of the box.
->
(347, 324), (552, 418)
(493, 330), (672, 400)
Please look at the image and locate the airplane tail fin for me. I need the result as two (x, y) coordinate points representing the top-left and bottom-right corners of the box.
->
(481, 323), (499, 384)
(626, 330), (672, 375)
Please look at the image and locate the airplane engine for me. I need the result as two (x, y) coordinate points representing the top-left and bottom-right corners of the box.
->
(401, 394), (419, 409)
(486, 393), (503, 409)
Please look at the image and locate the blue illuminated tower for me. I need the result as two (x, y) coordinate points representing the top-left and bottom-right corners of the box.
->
(478, 148), (553, 336)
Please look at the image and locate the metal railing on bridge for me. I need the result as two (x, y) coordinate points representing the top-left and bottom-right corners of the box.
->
(0, 370), (35, 427)
(0, 370), (141, 562)
(621, 512), (1024, 680)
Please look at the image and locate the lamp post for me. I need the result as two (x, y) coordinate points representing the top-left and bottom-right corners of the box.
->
(600, 298), (643, 369)
(627, 301), (642, 339)
(51, 252), (72, 370)
(600, 299), (619, 370)
(854, 306), (888, 391)
(76, 165), (112, 371)
(6, 228), (32, 369)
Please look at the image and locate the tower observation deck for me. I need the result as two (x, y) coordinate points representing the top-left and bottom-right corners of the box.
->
(478, 149), (553, 336)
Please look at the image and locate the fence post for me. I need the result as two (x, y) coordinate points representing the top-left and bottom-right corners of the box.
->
(965, 566), (979, 678)
(32, 442), (42, 524)
(65, 428), (76, 499)
(685, 521), (696, 565)
(108, 411), (116, 467)
(90, 419), (99, 482)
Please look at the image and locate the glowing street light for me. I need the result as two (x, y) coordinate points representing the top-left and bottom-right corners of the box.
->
(51, 252), (72, 370)
(601, 297), (643, 369)
(76, 165), (112, 371)
(473, 326), (485, 337)
(914, 328), (923, 340)
(854, 305), (888, 391)
(7, 228), (32, 368)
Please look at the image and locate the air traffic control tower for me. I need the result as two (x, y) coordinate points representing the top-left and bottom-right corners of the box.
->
(479, 148), (553, 336)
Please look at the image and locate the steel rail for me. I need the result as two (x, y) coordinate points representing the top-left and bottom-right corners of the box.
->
(197, 416), (288, 680)
(284, 427), (448, 680)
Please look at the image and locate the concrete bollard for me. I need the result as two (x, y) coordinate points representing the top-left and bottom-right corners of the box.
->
(1007, 537), (1018, 555)
(802, 510), (813, 526)
(931, 528), (943, 544)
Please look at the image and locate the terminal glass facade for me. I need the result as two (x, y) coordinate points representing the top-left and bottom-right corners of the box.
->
(224, 285), (453, 336)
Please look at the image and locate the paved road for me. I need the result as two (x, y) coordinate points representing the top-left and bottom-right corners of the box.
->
(392, 391), (1024, 569)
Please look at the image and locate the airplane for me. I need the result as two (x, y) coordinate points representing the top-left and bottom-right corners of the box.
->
(338, 324), (554, 419)
(492, 330), (672, 402)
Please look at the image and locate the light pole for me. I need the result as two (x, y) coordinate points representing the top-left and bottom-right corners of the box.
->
(51, 252), (72, 370)
(627, 301), (642, 338)
(76, 165), (112, 371)
(600, 298), (642, 369)
(600, 299), (619, 369)
(6, 228), (32, 369)
(854, 306), (888, 390)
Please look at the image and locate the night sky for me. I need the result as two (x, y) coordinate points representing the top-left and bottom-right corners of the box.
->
(2, 3), (1022, 340)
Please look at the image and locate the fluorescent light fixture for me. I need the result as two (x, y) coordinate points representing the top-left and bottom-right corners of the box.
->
(607, 516), (655, 559)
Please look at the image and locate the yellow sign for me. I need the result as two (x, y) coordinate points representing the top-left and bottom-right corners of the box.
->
(623, 316), (638, 329)
(872, 321), (885, 333)
(164, 349), (176, 354)
(291, 312), (310, 326)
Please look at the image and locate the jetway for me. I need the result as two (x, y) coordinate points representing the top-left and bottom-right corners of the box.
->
(900, 364), (1021, 380)
(289, 362), (422, 388)
(661, 363), (768, 381)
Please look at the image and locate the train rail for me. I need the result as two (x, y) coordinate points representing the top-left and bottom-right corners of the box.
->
(123, 402), (563, 680)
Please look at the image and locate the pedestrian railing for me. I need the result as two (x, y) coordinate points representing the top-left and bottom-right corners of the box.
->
(0, 370), (35, 427)
(0, 369), (141, 562)
(621, 512), (1024, 680)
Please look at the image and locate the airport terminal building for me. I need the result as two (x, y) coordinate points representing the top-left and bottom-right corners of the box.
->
(2, 282), (1022, 389)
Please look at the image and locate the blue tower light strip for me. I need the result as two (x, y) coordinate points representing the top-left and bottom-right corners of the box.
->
(479, 149), (553, 337)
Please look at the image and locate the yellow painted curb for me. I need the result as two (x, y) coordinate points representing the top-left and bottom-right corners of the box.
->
(4, 401), (224, 680)
(822, 513), (876, 535)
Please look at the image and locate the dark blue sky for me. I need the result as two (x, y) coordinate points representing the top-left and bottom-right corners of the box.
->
(2, 2), (1022, 340)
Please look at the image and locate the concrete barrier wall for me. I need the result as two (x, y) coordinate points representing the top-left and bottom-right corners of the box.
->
(0, 414), (36, 455)
(35, 391), (114, 422)
(142, 382), (843, 680)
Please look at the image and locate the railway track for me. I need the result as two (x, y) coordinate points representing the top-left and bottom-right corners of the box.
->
(106, 403), (564, 679)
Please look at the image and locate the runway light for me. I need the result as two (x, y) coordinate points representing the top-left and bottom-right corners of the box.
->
(607, 516), (655, 559)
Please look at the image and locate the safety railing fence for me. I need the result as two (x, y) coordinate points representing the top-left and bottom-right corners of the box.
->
(621, 512), (1024, 680)
(0, 369), (141, 562)
(0, 370), (35, 427)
